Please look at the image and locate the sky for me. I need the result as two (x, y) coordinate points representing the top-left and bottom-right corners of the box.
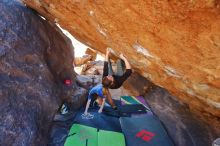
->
(58, 24), (104, 60)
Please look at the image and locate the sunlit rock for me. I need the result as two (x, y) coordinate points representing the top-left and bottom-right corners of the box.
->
(23, 0), (220, 117)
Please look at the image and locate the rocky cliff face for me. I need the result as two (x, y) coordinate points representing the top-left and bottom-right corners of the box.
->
(23, 0), (220, 117)
(0, 1), (80, 145)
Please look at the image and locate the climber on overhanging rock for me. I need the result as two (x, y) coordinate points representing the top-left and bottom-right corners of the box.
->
(102, 48), (132, 106)
(102, 48), (132, 89)
(83, 48), (132, 116)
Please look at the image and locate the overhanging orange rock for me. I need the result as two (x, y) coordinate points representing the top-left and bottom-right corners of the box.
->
(23, 0), (220, 117)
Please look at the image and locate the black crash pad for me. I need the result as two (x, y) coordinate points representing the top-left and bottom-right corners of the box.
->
(103, 106), (131, 118)
(118, 104), (147, 114)
(103, 104), (146, 117)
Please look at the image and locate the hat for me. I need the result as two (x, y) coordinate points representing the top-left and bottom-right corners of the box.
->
(63, 79), (72, 86)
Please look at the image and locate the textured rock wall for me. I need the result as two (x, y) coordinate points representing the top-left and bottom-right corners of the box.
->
(0, 0), (77, 145)
(123, 72), (220, 146)
(23, 0), (220, 117)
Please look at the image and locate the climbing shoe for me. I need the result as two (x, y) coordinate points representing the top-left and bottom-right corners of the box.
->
(213, 138), (220, 146)
(60, 103), (69, 115)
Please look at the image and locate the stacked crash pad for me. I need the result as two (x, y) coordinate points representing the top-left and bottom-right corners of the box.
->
(64, 96), (174, 146)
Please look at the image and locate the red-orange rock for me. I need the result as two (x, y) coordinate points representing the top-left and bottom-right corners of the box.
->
(23, 0), (220, 117)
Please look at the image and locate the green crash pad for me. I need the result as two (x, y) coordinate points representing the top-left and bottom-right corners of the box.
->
(121, 96), (140, 105)
(121, 96), (151, 111)
(98, 130), (125, 146)
(65, 124), (125, 146)
(64, 124), (97, 146)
